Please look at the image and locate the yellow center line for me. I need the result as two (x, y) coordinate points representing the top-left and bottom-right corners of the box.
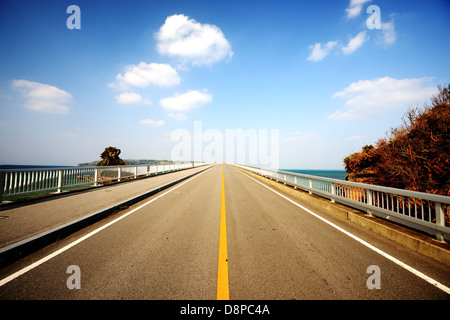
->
(217, 164), (229, 300)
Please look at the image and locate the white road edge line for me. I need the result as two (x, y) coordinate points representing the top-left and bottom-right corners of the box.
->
(236, 167), (450, 295)
(0, 168), (211, 287)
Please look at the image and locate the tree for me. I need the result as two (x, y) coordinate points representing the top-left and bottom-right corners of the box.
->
(343, 145), (379, 184)
(344, 84), (450, 196)
(97, 146), (127, 166)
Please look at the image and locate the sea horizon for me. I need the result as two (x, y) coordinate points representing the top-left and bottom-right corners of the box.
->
(282, 169), (347, 180)
(0, 164), (74, 170)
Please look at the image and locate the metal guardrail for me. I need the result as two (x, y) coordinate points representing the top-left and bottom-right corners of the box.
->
(235, 164), (450, 242)
(0, 162), (212, 202)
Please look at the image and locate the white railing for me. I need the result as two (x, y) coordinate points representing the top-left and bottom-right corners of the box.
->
(0, 162), (212, 202)
(235, 164), (450, 242)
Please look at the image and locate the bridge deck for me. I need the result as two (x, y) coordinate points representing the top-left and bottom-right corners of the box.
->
(0, 164), (449, 300)
(0, 166), (208, 248)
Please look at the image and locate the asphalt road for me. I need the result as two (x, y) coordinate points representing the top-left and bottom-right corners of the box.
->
(0, 165), (211, 248)
(0, 164), (449, 300)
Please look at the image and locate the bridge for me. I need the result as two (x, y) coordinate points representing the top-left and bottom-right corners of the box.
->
(0, 163), (449, 302)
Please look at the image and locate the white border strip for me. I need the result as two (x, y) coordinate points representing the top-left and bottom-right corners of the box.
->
(236, 168), (450, 295)
(0, 168), (210, 287)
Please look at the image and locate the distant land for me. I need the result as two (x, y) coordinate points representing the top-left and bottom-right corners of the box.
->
(0, 160), (186, 170)
(77, 159), (180, 166)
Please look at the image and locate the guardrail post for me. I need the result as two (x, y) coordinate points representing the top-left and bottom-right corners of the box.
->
(134, 166), (137, 179)
(0, 171), (4, 203)
(94, 168), (99, 186)
(118, 167), (121, 182)
(435, 202), (445, 242)
(294, 176), (297, 189)
(366, 189), (373, 216)
(308, 178), (312, 194)
(57, 169), (63, 193)
(330, 183), (336, 203)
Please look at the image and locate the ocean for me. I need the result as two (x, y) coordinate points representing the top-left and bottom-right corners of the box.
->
(282, 169), (347, 180)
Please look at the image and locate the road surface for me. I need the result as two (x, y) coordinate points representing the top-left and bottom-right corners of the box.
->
(0, 164), (449, 300)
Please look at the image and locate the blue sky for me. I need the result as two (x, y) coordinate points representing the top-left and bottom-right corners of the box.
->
(0, 0), (449, 169)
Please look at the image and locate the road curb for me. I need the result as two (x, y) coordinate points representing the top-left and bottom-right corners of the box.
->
(0, 165), (213, 269)
(237, 167), (450, 267)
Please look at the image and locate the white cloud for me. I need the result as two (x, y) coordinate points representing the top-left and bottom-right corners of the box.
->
(342, 31), (367, 54)
(160, 89), (212, 112)
(346, 0), (372, 18)
(308, 2), (395, 62)
(155, 14), (233, 66)
(12, 79), (72, 114)
(329, 77), (437, 120)
(167, 112), (188, 121)
(115, 92), (150, 105)
(307, 41), (338, 62)
(139, 118), (165, 127)
(307, 32), (367, 62)
(381, 20), (396, 45)
(111, 62), (180, 89)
